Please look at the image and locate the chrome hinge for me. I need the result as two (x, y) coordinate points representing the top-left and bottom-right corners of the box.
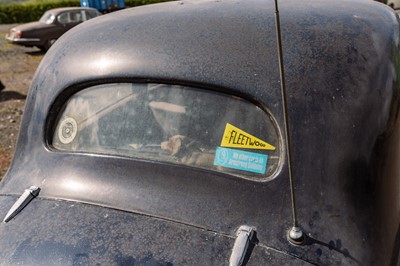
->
(3, 186), (40, 223)
(229, 225), (256, 266)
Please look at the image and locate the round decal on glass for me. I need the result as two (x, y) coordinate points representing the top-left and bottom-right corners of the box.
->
(58, 117), (78, 144)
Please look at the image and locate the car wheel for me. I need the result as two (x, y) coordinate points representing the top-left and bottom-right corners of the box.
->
(43, 39), (57, 51)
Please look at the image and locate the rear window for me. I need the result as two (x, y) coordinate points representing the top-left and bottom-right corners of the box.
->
(39, 11), (55, 24)
(52, 83), (281, 180)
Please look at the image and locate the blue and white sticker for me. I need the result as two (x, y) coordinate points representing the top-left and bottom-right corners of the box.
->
(214, 147), (268, 174)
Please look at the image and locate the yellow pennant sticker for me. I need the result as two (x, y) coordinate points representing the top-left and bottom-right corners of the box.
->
(221, 123), (276, 150)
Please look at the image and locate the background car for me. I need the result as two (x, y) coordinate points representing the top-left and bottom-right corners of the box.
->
(0, 0), (399, 265)
(5, 7), (101, 51)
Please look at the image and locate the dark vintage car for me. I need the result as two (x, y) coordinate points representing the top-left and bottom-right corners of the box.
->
(5, 7), (101, 51)
(0, 0), (399, 264)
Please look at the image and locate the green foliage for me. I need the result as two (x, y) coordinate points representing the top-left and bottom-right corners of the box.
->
(0, 0), (172, 24)
(0, 1), (80, 24)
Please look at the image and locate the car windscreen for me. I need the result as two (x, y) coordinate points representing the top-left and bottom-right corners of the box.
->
(52, 83), (282, 180)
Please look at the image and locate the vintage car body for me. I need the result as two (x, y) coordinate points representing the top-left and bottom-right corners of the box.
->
(0, 0), (399, 264)
(5, 7), (101, 51)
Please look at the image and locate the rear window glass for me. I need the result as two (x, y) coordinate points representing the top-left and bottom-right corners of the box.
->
(52, 83), (281, 180)
(39, 11), (55, 24)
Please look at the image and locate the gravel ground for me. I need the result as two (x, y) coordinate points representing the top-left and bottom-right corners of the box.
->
(0, 24), (44, 179)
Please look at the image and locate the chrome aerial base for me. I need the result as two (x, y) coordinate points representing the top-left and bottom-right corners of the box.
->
(287, 226), (305, 245)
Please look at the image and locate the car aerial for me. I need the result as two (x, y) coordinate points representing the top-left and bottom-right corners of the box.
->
(5, 7), (101, 51)
(0, 0), (399, 264)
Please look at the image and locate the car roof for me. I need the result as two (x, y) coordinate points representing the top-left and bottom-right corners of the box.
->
(33, 0), (396, 103)
(45, 6), (99, 14)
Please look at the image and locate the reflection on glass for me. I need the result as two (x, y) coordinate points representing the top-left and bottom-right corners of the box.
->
(39, 12), (55, 24)
(53, 83), (281, 180)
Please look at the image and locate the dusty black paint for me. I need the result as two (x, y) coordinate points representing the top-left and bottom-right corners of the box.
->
(0, 0), (399, 264)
